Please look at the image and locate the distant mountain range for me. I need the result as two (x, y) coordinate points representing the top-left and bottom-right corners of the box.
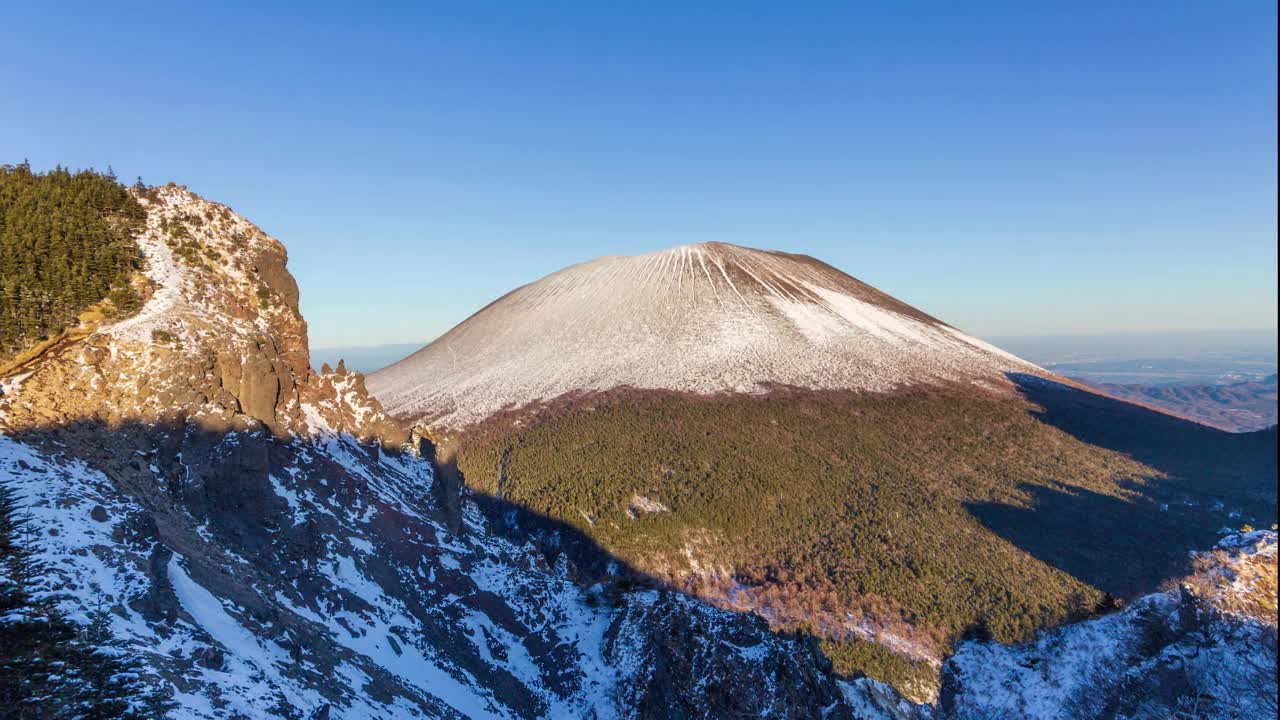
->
(1082, 374), (1278, 432)
(988, 330), (1277, 386)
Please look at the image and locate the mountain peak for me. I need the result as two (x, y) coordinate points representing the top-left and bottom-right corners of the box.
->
(369, 241), (1041, 428)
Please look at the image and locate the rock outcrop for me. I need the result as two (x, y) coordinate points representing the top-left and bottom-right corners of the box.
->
(0, 184), (404, 447)
(940, 531), (1278, 720)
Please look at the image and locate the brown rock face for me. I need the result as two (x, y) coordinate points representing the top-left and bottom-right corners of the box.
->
(0, 184), (404, 449)
(252, 248), (301, 309)
(214, 353), (244, 409)
(299, 367), (409, 447)
(236, 346), (285, 427)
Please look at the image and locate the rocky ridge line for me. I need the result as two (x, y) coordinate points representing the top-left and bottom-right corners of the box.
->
(0, 184), (405, 446)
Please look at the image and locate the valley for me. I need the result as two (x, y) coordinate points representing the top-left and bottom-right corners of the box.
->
(1083, 374), (1278, 432)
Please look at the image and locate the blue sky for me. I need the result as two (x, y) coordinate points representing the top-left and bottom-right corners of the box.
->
(3, 2), (1276, 349)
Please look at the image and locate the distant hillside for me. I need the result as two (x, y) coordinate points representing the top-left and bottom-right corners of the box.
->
(451, 379), (1277, 696)
(1083, 374), (1278, 432)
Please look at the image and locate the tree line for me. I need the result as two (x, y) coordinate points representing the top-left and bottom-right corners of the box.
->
(1, 162), (145, 358)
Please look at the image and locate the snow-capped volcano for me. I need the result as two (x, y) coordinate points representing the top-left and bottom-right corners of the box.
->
(369, 241), (1040, 427)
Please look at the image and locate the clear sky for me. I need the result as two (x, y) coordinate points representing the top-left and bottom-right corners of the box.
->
(3, 2), (1276, 349)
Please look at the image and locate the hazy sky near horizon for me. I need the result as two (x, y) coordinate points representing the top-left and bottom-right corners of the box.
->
(3, 2), (1276, 348)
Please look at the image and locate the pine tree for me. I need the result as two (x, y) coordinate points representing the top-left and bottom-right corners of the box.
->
(58, 598), (174, 719)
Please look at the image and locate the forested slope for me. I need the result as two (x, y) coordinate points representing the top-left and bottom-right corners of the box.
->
(453, 381), (1278, 696)
(1, 163), (145, 359)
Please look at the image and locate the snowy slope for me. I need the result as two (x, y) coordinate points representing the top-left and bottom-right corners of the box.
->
(2, 424), (880, 719)
(8, 420), (1272, 719)
(942, 531), (1277, 720)
(368, 242), (1042, 427)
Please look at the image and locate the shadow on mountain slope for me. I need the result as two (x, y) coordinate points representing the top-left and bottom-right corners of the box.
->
(966, 374), (1278, 598)
(424, 434), (657, 588)
(4, 415), (658, 592)
(6, 414), (877, 717)
(2, 416), (665, 716)
(1007, 372), (1277, 514)
(968, 481), (1209, 598)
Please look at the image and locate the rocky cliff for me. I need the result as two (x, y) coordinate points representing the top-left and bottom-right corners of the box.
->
(941, 530), (1278, 720)
(1, 184), (403, 445)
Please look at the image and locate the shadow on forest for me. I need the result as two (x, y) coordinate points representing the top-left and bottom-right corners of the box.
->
(965, 373), (1278, 598)
(432, 444), (655, 586)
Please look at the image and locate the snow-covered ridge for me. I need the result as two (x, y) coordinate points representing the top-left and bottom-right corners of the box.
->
(943, 530), (1278, 720)
(108, 184), (293, 349)
(368, 241), (1044, 428)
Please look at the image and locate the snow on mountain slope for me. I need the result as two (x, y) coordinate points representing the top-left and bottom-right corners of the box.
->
(942, 531), (1277, 720)
(368, 242), (1041, 428)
